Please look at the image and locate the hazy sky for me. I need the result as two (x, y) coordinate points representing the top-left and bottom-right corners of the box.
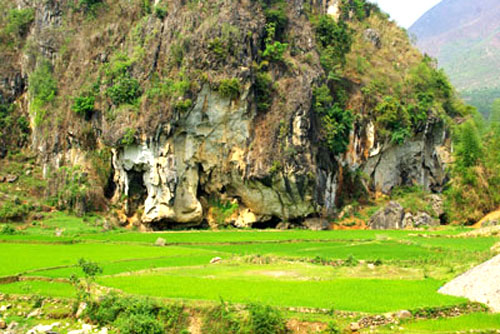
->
(371, 0), (442, 28)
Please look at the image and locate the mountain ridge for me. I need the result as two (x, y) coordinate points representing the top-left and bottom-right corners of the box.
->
(409, 0), (500, 116)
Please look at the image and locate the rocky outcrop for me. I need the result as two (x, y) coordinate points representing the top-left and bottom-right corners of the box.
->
(112, 85), (317, 227)
(368, 201), (405, 230)
(363, 119), (448, 194)
(0, 0), (456, 229)
(368, 201), (440, 230)
(439, 254), (500, 312)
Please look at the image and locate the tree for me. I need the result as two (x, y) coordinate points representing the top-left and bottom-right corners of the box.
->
(455, 120), (483, 169)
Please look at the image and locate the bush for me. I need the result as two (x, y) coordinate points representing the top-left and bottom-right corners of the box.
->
(218, 78), (241, 100)
(0, 225), (17, 235)
(374, 96), (411, 144)
(106, 74), (141, 106)
(201, 301), (242, 334)
(254, 72), (273, 112)
(208, 38), (228, 61)
(114, 310), (163, 334)
(5, 8), (35, 37)
(154, 5), (168, 19)
(121, 128), (137, 146)
(312, 84), (353, 154)
(87, 293), (188, 334)
(29, 60), (58, 125)
(262, 23), (288, 62)
(72, 94), (95, 119)
(314, 15), (352, 67)
(246, 303), (287, 334)
(77, 0), (103, 16)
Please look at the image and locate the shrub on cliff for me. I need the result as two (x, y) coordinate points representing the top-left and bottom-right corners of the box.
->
(4, 8), (34, 37)
(218, 78), (241, 100)
(29, 60), (58, 126)
(313, 84), (353, 155)
(72, 94), (95, 120)
(314, 15), (352, 68)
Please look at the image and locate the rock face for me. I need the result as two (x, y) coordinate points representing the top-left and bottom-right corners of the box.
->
(111, 85), (317, 227)
(368, 202), (405, 230)
(439, 254), (500, 312)
(363, 120), (448, 194)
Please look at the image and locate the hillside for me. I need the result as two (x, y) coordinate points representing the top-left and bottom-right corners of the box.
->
(409, 0), (500, 116)
(0, 0), (466, 230)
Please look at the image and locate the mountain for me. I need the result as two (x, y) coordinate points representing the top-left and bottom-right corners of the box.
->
(0, 0), (463, 229)
(409, 0), (500, 116)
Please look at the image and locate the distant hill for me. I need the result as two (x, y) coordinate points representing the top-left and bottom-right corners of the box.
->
(409, 0), (500, 116)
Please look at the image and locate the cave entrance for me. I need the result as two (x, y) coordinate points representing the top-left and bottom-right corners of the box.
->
(127, 169), (147, 217)
(251, 216), (281, 229)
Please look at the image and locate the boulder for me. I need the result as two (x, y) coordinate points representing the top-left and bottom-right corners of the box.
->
(303, 218), (330, 231)
(349, 322), (361, 332)
(5, 175), (18, 183)
(154, 238), (166, 247)
(27, 308), (42, 318)
(402, 212), (414, 229)
(0, 304), (12, 312)
(368, 202), (404, 230)
(413, 212), (439, 227)
(75, 302), (87, 319)
(364, 28), (381, 48)
(395, 310), (412, 319)
(27, 322), (59, 334)
(210, 257), (222, 264)
(426, 194), (444, 217)
(276, 222), (292, 230)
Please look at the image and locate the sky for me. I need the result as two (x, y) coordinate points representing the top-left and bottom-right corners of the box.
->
(371, 0), (442, 28)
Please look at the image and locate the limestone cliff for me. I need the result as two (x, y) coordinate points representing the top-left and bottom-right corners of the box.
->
(0, 0), (462, 228)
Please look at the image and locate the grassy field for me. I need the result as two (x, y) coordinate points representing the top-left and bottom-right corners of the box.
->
(0, 214), (498, 332)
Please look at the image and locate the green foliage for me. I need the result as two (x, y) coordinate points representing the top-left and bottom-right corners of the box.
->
(246, 303), (287, 334)
(323, 321), (341, 334)
(444, 111), (500, 224)
(106, 74), (141, 106)
(254, 71), (273, 112)
(174, 98), (193, 113)
(4, 8), (35, 37)
(86, 292), (188, 334)
(339, 0), (379, 21)
(77, 0), (103, 16)
(29, 60), (58, 126)
(208, 38), (227, 60)
(313, 84), (353, 154)
(201, 301), (242, 334)
(262, 0), (288, 40)
(262, 23), (288, 62)
(121, 128), (137, 146)
(154, 5), (168, 19)
(374, 96), (411, 145)
(314, 15), (352, 69)
(462, 87), (500, 118)
(211, 199), (239, 227)
(0, 225), (17, 235)
(48, 166), (90, 212)
(72, 94), (95, 119)
(344, 254), (359, 267)
(454, 120), (483, 169)
(217, 78), (241, 100)
(78, 258), (103, 278)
